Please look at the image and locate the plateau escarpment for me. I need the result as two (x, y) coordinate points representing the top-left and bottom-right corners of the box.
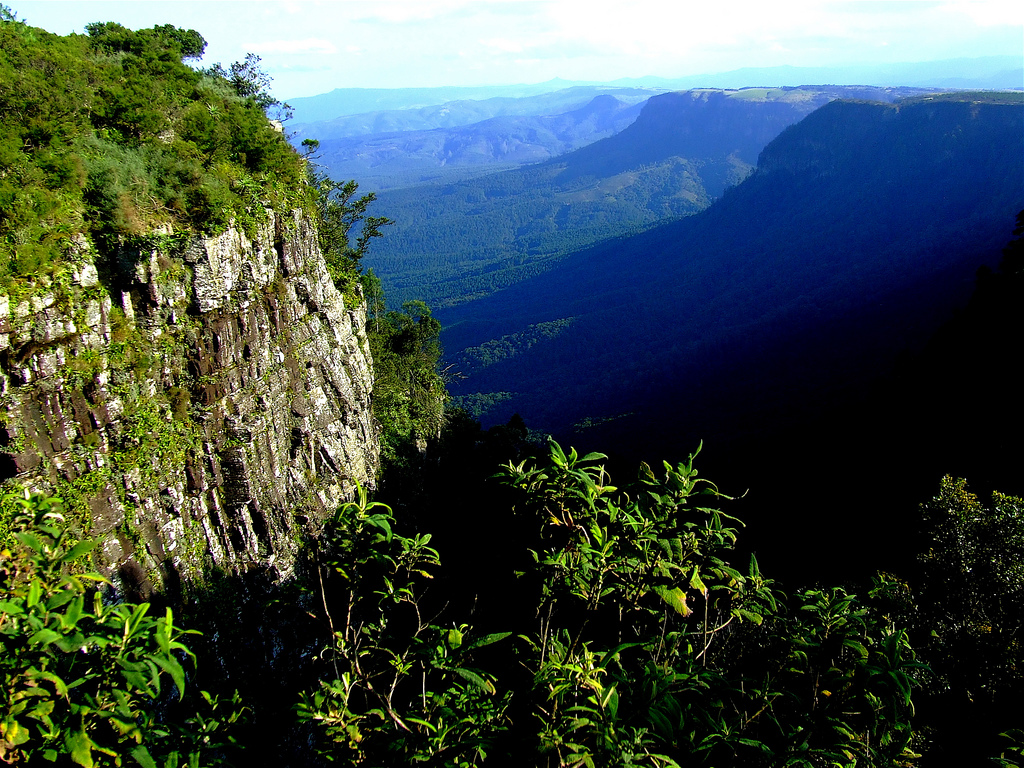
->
(438, 94), (1024, 447)
(0, 210), (379, 595)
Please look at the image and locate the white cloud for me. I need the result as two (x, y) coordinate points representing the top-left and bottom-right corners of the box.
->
(941, 0), (1024, 26)
(481, 37), (527, 53)
(246, 37), (338, 55)
(12, 0), (1023, 92)
(348, 0), (474, 24)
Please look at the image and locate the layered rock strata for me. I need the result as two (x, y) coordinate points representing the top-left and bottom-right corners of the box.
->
(0, 210), (379, 593)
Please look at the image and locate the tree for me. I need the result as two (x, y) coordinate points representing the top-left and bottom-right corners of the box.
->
(85, 21), (206, 63)
(908, 477), (1024, 762)
(152, 24), (207, 60)
(202, 53), (291, 119)
(370, 300), (447, 458)
(309, 171), (393, 283)
(495, 440), (921, 767)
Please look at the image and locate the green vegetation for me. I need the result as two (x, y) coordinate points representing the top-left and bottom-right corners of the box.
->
(295, 484), (509, 765)
(369, 156), (710, 310)
(906, 477), (1024, 762)
(364, 87), (914, 311)
(4, 442), (1022, 765)
(3, 11), (1022, 767)
(294, 439), (927, 766)
(899, 91), (1024, 106)
(433, 98), (1024, 442)
(367, 296), (447, 464)
(308, 170), (392, 305)
(454, 318), (576, 380)
(0, 12), (305, 295)
(0, 492), (244, 767)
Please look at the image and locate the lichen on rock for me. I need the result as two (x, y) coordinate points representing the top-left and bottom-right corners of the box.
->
(0, 209), (379, 595)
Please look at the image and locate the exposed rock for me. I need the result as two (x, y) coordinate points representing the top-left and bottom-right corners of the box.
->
(0, 210), (379, 590)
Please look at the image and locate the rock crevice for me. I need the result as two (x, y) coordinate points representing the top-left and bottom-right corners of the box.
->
(1, 210), (379, 592)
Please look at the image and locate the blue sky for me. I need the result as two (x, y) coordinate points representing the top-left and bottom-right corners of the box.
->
(9, 1), (1024, 98)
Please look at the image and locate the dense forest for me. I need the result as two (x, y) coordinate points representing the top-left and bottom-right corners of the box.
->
(2, 10), (1024, 768)
(432, 95), (1023, 446)
(366, 86), (935, 309)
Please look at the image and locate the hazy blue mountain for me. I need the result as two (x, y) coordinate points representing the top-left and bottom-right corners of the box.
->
(286, 56), (1021, 124)
(435, 94), (1024, 464)
(291, 86), (661, 140)
(366, 86), (932, 308)
(285, 79), (594, 123)
(609, 56), (1024, 90)
(299, 94), (649, 190)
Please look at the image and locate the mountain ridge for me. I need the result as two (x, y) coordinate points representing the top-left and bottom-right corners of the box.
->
(436, 95), (1024, 458)
(301, 93), (648, 190)
(285, 56), (1022, 122)
(365, 86), (940, 309)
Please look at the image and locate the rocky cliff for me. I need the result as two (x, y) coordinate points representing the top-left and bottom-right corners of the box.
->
(0, 209), (379, 595)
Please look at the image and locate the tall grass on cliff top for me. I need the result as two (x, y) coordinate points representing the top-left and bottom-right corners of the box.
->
(0, 7), (306, 295)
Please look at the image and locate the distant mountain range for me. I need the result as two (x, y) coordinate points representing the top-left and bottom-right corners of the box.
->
(289, 56), (1022, 192)
(366, 86), (936, 308)
(286, 56), (1023, 123)
(295, 91), (651, 190)
(287, 79), (596, 123)
(605, 56), (1024, 91)
(291, 87), (659, 140)
(435, 94), (1024, 463)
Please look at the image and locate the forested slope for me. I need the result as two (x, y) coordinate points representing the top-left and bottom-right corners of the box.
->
(366, 85), (934, 309)
(439, 95), (1024, 453)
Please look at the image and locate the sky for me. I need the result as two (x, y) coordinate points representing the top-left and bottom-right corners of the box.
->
(9, 1), (1024, 98)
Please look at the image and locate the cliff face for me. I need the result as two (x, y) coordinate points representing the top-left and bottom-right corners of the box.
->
(757, 98), (1024, 179)
(0, 210), (379, 594)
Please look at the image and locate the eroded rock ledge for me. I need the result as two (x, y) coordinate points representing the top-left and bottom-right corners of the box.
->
(0, 210), (379, 594)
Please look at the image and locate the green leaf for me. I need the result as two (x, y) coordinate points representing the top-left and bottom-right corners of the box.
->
(27, 579), (42, 608)
(29, 628), (63, 647)
(118, 659), (155, 696)
(466, 631), (513, 650)
(601, 685), (619, 721)
(403, 717), (438, 733)
(151, 654), (186, 700)
(453, 667), (494, 693)
(63, 595), (85, 632)
(367, 514), (393, 541)
(131, 745), (159, 768)
(33, 669), (69, 698)
(648, 708), (674, 740)
(0, 600), (25, 615)
(447, 627), (464, 649)
(842, 638), (869, 660)
(46, 589), (76, 611)
(654, 586), (691, 616)
(65, 729), (94, 768)
(60, 540), (97, 564)
(689, 568), (708, 597)
(15, 531), (43, 554)
(3, 719), (28, 747)
(736, 608), (764, 625)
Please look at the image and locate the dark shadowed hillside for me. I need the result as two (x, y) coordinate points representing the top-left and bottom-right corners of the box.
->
(432, 95), (1023, 583)
(367, 86), (934, 309)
